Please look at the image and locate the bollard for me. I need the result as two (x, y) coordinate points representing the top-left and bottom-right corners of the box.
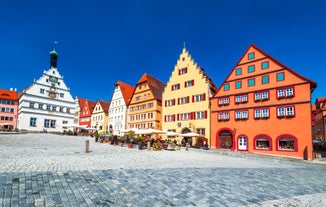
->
(85, 140), (90, 153)
(147, 141), (151, 150)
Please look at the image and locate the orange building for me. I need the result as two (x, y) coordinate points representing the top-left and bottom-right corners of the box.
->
(314, 97), (326, 149)
(128, 73), (165, 130)
(211, 44), (316, 160)
(0, 88), (18, 131)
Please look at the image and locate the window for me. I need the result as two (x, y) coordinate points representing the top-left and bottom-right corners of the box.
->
(195, 111), (206, 119)
(262, 108), (269, 118)
(248, 79), (255, 87)
(262, 75), (269, 84)
(277, 135), (297, 151)
(235, 68), (242, 76)
(262, 61), (269, 69)
(172, 84), (180, 91)
(277, 106), (295, 117)
(179, 68), (187, 75)
(185, 80), (194, 87)
(40, 89), (45, 94)
(255, 135), (272, 150)
(193, 93), (206, 102)
(165, 99), (175, 107)
(277, 87), (294, 99)
(30, 118), (37, 127)
(148, 103), (153, 108)
(135, 96), (141, 101)
(235, 81), (242, 89)
(285, 88), (294, 97)
(60, 93), (64, 98)
(218, 97), (229, 105)
(235, 110), (248, 120)
(248, 52), (255, 60)
(254, 109), (261, 118)
(50, 120), (56, 128)
(277, 89), (285, 98)
(52, 106), (57, 111)
(179, 113), (191, 120)
(196, 128), (206, 137)
(235, 94), (248, 104)
(261, 91), (269, 100)
(29, 102), (35, 108)
(44, 119), (50, 128)
(218, 112), (230, 121)
(224, 83), (230, 91)
(179, 97), (189, 105)
(277, 72), (285, 81)
(38, 104), (43, 109)
(248, 65), (255, 73)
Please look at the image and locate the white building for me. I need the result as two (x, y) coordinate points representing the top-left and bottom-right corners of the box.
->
(108, 81), (134, 136)
(17, 44), (75, 132)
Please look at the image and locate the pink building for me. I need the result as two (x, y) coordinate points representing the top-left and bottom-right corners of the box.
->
(0, 88), (18, 131)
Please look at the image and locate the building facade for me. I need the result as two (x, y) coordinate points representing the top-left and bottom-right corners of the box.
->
(128, 73), (165, 130)
(17, 45), (75, 132)
(108, 81), (134, 136)
(211, 44), (316, 160)
(91, 100), (110, 134)
(162, 47), (217, 146)
(0, 88), (18, 131)
(78, 97), (96, 127)
(314, 97), (326, 149)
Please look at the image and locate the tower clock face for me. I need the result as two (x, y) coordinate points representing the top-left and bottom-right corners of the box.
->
(49, 93), (56, 99)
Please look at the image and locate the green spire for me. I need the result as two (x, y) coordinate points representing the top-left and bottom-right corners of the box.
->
(50, 41), (58, 68)
(49, 41), (58, 56)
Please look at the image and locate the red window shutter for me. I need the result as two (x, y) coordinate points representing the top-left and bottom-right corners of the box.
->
(184, 82), (187, 88)
(165, 100), (167, 107)
(173, 99), (175, 105)
(185, 67), (188, 73)
(192, 112), (195, 120)
(192, 80), (194, 86)
(204, 111), (207, 118)
(173, 114), (175, 121)
(178, 98), (180, 105)
(171, 85), (174, 91)
(177, 114), (180, 121)
(192, 95), (194, 102)
(178, 70), (181, 75)
(164, 116), (167, 122)
(178, 84), (180, 89)
(203, 93), (206, 101)
(187, 96), (190, 103)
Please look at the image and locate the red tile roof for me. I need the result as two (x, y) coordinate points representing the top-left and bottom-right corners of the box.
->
(137, 73), (166, 101)
(98, 100), (110, 113)
(78, 97), (96, 117)
(0, 89), (18, 101)
(115, 81), (135, 105)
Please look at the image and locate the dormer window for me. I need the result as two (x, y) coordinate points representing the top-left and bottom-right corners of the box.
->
(179, 68), (187, 75)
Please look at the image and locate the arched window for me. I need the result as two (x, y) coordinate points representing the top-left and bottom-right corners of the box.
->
(276, 135), (297, 151)
(254, 134), (272, 150)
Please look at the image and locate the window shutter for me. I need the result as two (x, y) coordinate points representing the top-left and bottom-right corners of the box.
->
(164, 116), (166, 122)
(187, 96), (190, 103)
(178, 70), (181, 75)
(171, 85), (174, 91)
(184, 82), (187, 88)
(185, 67), (188, 73)
(173, 99), (175, 105)
(192, 80), (194, 86)
(204, 110), (207, 118)
(177, 114), (180, 121)
(203, 93), (206, 101)
(178, 84), (180, 89)
(173, 114), (175, 121)
(165, 100), (167, 107)
(192, 112), (195, 120)
(178, 98), (180, 105)
(192, 95), (194, 102)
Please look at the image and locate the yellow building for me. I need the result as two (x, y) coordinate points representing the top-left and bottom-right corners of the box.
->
(128, 73), (165, 130)
(91, 100), (110, 134)
(162, 46), (217, 146)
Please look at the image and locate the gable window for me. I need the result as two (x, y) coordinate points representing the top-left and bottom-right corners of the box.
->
(262, 75), (269, 84)
(224, 83), (230, 91)
(254, 135), (272, 150)
(136, 96), (141, 101)
(235, 68), (242, 76)
(277, 135), (297, 151)
(172, 84), (180, 91)
(248, 65), (255, 73)
(185, 80), (194, 87)
(277, 72), (285, 81)
(248, 52), (255, 60)
(29, 102), (35, 108)
(218, 112), (230, 121)
(218, 97), (230, 105)
(235, 81), (242, 89)
(179, 67), (187, 75)
(248, 78), (255, 87)
(40, 89), (45, 94)
(262, 61), (269, 69)
(44, 119), (50, 128)
(38, 103), (43, 109)
(60, 93), (64, 98)
(235, 94), (248, 104)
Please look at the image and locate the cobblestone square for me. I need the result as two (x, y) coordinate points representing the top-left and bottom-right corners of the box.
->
(0, 134), (325, 207)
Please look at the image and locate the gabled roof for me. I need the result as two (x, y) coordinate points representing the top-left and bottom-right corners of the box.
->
(98, 100), (110, 113)
(78, 97), (96, 113)
(137, 73), (166, 101)
(214, 44), (317, 97)
(115, 81), (135, 105)
(0, 89), (18, 101)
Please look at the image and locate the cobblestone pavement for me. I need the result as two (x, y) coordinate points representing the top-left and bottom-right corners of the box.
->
(0, 134), (325, 207)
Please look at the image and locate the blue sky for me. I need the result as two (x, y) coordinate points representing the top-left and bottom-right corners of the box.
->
(0, 0), (325, 102)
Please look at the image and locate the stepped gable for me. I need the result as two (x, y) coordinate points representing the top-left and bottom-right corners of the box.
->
(78, 98), (96, 113)
(214, 43), (317, 96)
(116, 81), (135, 105)
(137, 73), (166, 101)
(0, 89), (18, 101)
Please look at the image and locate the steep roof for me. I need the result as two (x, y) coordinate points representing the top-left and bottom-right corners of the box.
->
(98, 100), (110, 113)
(78, 97), (96, 112)
(116, 81), (135, 105)
(137, 73), (166, 101)
(0, 89), (18, 101)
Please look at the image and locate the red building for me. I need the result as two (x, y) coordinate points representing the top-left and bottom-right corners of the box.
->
(78, 98), (96, 127)
(211, 44), (316, 160)
(0, 88), (18, 131)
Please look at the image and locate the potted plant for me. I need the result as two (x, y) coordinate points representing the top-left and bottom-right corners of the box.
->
(108, 135), (113, 145)
(94, 131), (100, 142)
(153, 142), (163, 151)
(119, 136), (125, 147)
(137, 135), (144, 150)
(127, 132), (134, 148)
